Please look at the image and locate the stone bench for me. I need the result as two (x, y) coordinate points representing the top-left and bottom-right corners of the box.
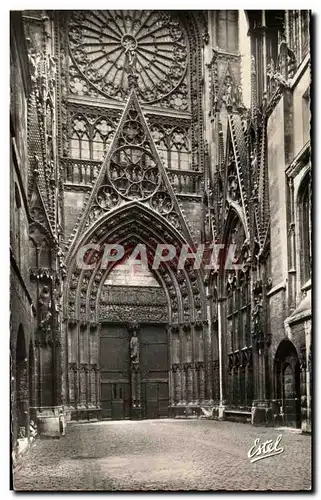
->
(224, 410), (252, 424)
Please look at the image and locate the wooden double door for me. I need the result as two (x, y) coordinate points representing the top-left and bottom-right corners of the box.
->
(100, 323), (169, 419)
(282, 362), (301, 428)
(275, 340), (301, 428)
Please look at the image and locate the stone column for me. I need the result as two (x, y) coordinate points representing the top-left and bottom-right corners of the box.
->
(175, 365), (181, 403)
(187, 364), (193, 403)
(129, 322), (142, 419)
(299, 347), (307, 430)
(90, 364), (97, 406)
(68, 363), (76, 407)
(193, 363), (199, 402)
(179, 325), (185, 403)
(287, 177), (297, 313)
(251, 274), (273, 424)
(199, 363), (205, 402)
(34, 343), (40, 408)
(305, 321), (312, 432)
(181, 364), (186, 404)
(212, 359), (219, 402)
(218, 295), (227, 413)
(79, 363), (88, 409)
(130, 364), (142, 419)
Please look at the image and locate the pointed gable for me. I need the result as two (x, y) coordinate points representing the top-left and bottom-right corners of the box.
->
(225, 113), (250, 234)
(66, 90), (196, 259)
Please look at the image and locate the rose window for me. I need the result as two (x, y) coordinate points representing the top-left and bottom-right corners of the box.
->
(108, 146), (161, 200)
(68, 10), (188, 103)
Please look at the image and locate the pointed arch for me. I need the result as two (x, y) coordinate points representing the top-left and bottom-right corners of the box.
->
(63, 199), (209, 419)
(222, 206), (252, 410)
(222, 113), (250, 238)
(274, 338), (301, 428)
(65, 200), (206, 326)
(297, 169), (311, 286)
(223, 202), (249, 243)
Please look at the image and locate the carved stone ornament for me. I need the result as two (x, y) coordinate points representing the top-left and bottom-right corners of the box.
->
(96, 185), (120, 210)
(68, 11), (188, 104)
(39, 285), (52, 325)
(108, 108), (161, 201)
(150, 191), (173, 215)
(252, 294), (263, 335)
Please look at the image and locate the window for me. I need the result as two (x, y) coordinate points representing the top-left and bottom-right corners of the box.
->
(227, 270), (251, 353)
(150, 124), (191, 171)
(298, 171), (311, 286)
(287, 10), (310, 64)
(70, 116), (114, 161)
(265, 11), (285, 69)
(301, 11), (310, 59)
(216, 11), (238, 53)
(302, 89), (310, 145)
(225, 214), (252, 408)
(70, 116), (90, 160)
(252, 11), (285, 103)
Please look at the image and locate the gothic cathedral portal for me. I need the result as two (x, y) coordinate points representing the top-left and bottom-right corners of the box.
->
(11, 9), (311, 435)
(62, 11), (209, 420)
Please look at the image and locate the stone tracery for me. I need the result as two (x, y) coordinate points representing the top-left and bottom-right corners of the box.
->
(68, 10), (188, 104)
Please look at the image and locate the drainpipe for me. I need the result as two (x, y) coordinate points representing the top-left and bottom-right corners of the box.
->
(218, 298), (223, 411)
(205, 284), (213, 403)
(262, 10), (267, 95)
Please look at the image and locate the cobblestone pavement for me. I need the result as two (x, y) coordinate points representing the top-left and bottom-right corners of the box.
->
(13, 419), (311, 491)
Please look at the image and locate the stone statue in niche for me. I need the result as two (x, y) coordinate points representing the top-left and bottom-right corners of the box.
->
(252, 294), (263, 334)
(48, 54), (57, 86)
(123, 35), (137, 75)
(130, 331), (139, 363)
(222, 75), (237, 109)
(278, 36), (296, 80)
(39, 285), (52, 326)
(130, 326), (139, 363)
(53, 287), (62, 313)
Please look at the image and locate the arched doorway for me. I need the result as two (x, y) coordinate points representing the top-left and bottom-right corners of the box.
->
(64, 201), (207, 420)
(274, 339), (301, 428)
(222, 208), (253, 410)
(15, 325), (28, 438)
(99, 260), (169, 420)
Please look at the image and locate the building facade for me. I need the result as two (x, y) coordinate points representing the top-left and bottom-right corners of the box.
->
(10, 9), (311, 457)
